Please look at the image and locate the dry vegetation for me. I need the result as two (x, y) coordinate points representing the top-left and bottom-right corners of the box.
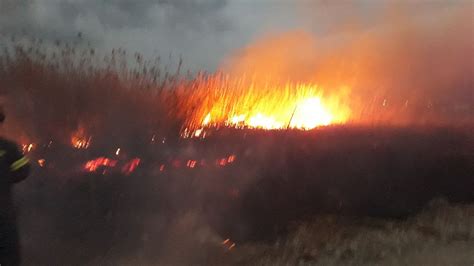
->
(222, 199), (474, 266)
(1, 37), (472, 265)
(0, 38), (189, 144)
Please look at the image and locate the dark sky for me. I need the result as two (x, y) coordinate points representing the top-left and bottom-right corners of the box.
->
(0, 0), (469, 71)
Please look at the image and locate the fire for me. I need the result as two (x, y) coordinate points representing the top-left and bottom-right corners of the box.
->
(290, 97), (332, 129)
(186, 160), (197, 168)
(38, 159), (46, 167)
(222, 238), (236, 251)
(71, 127), (92, 149)
(84, 157), (117, 172)
(122, 158), (141, 175)
(180, 77), (350, 133)
(22, 143), (35, 154)
(83, 156), (141, 175)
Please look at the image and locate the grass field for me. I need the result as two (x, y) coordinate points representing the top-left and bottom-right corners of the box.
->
(14, 125), (473, 265)
(222, 199), (474, 266)
(1, 38), (472, 265)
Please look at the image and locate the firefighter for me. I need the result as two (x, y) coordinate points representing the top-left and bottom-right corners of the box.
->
(0, 107), (30, 266)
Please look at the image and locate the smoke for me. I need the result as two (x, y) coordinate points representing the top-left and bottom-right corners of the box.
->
(0, 0), (233, 71)
(0, 2), (472, 263)
(221, 1), (473, 124)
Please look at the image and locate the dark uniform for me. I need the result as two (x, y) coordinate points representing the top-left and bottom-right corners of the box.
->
(0, 138), (30, 265)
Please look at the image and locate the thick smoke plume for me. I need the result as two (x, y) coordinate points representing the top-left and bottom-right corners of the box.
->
(0, 43), (187, 145)
(0, 2), (472, 265)
(222, 2), (473, 124)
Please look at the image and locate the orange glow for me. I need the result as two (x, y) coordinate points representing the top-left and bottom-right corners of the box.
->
(22, 143), (35, 154)
(202, 113), (211, 125)
(227, 155), (236, 163)
(187, 160), (197, 168)
(71, 127), (91, 149)
(122, 158), (141, 175)
(222, 238), (236, 251)
(179, 78), (350, 134)
(291, 97), (332, 128)
(38, 159), (46, 167)
(84, 157), (117, 172)
(218, 158), (227, 167)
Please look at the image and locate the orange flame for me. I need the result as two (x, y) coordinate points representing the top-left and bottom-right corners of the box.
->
(22, 143), (35, 154)
(84, 157), (117, 172)
(38, 159), (46, 167)
(222, 238), (236, 251)
(180, 77), (350, 134)
(71, 127), (91, 149)
(122, 158), (141, 175)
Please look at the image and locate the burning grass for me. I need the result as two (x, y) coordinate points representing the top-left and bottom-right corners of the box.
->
(0, 39), (184, 146)
(16, 124), (474, 265)
(0, 9), (472, 263)
(0, 38), (352, 146)
(178, 75), (351, 132)
(1, 22), (472, 148)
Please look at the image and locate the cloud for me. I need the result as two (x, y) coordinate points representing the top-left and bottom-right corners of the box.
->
(0, 0), (235, 70)
(0, 0), (471, 74)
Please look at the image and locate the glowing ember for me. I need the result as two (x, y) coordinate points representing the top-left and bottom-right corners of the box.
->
(71, 127), (92, 149)
(156, 154), (236, 173)
(217, 155), (236, 167)
(218, 158), (227, 167)
(222, 238), (236, 251)
(22, 143), (35, 154)
(227, 155), (236, 163)
(122, 158), (141, 175)
(187, 160), (197, 168)
(72, 137), (91, 149)
(38, 159), (46, 167)
(180, 79), (350, 133)
(84, 157), (117, 172)
(84, 157), (141, 175)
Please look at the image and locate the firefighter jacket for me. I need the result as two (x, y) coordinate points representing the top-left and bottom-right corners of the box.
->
(0, 137), (30, 219)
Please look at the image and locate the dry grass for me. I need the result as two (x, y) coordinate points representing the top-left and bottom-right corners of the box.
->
(222, 199), (474, 266)
(0, 38), (189, 144)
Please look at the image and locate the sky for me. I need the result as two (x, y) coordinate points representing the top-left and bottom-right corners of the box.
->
(0, 0), (470, 72)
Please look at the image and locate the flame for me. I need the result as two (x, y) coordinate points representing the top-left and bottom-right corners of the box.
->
(71, 127), (91, 149)
(290, 97), (332, 129)
(84, 157), (141, 175)
(202, 113), (211, 125)
(222, 238), (236, 251)
(180, 78), (350, 133)
(84, 157), (117, 172)
(186, 160), (197, 168)
(122, 158), (141, 175)
(22, 143), (35, 154)
(38, 159), (46, 167)
(227, 155), (236, 163)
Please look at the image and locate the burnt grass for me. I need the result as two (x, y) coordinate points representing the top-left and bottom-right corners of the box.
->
(16, 125), (474, 264)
